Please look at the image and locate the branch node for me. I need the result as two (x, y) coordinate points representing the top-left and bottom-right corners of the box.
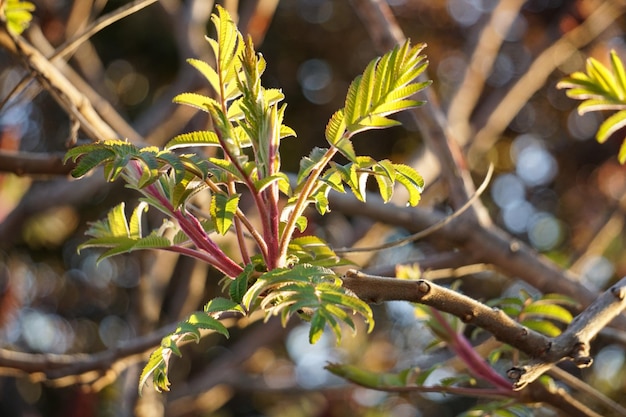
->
(572, 343), (593, 368)
(416, 280), (430, 294)
(461, 311), (475, 323)
(610, 284), (626, 300)
(509, 240), (520, 252)
(506, 366), (524, 381)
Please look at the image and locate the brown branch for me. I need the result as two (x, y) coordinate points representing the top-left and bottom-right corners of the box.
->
(343, 271), (626, 395)
(329, 190), (603, 313)
(4, 30), (117, 142)
(0, 323), (176, 387)
(446, 0), (526, 144)
(343, 270), (552, 357)
(468, 0), (626, 159)
(524, 380), (605, 417)
(509, 276), (626, 389)
(0, 150), (74, 176)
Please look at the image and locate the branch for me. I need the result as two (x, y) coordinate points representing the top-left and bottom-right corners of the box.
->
(0, 150), (74, 176)
(0, 323), (176, 387)
(329, 190), (604, 313)
(343, 271), (626, 392)
(468, 0), (626, 159)
(343, 270), (552, 357)
(509, 276), (626, 389)
(5, 30), (117, 142)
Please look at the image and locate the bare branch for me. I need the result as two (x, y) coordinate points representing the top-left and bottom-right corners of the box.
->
(0, 150), (73, 176)
(0, 323), (175, 387)
(509, 277), (626, 389)
(468, 0), (626, 159)
(343, 270), (552, 357)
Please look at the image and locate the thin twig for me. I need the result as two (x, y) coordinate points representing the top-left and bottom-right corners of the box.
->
(468, 0), (626, 160)
(0, 0), (159, 111)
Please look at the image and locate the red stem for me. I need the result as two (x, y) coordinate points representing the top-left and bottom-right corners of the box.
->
(430, 308), (513, 392)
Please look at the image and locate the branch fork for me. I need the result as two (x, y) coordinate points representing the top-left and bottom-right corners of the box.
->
(343, 271), (626, 391)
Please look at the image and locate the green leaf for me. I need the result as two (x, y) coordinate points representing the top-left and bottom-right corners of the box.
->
(254, 172), (291, 194)
(587, 57), (619, 98)
(242, 264), (373, 342)
(522, 303), (573, 324)
(206, 5), (245, 102)
(185, 312), (229, 338)
(596, 110), (626, 143)
(393, 163), (424, 206)
(611, 50), (626, 99)
(210, 193), (240, 235)
(342, 40), (429, 136)
(230, 264), (255, 304)
(297, 147), (328, 185)
(372, 159), (395, 202)
(288, 235), (347, 267)
(3, 0), (35, 35)
(187, 58), (221, 96)
(165, 131), (220, 150)
(139, 347), (170, 394)
(204, 297), (244, 315)
(173, 92), (220, 112)
(68, 148), (115, 178)
(107, 203), (131, 237)
(521, 319), (562, 337)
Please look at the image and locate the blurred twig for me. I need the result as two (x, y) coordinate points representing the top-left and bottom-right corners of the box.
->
(468, 0), (626, 161)
(446, 0), (526, 144)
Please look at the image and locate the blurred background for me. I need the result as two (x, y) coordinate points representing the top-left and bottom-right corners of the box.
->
(1, 0), (626, 416)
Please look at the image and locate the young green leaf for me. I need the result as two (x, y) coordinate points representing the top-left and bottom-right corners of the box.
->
(210, 193), (240, 235)
(2, 0), (35, 35)
(165, 131), (221, 150)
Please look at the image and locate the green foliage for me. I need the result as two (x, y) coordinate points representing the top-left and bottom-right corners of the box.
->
(558, 50), (626, 163)
(489, 292), (577, 337)
(1, 0), (35, 35)
(325, 363), (421, 389)
(458, 401), (533, 417)
(64, 5), (429, 393)
(138, 298), (244, 393)
(241, 263), (373, 343)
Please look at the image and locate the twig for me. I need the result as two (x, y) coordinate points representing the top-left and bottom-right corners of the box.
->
(0, 150), (74, 176)
(525, 380), (604, 417)
(0, 0), (159, 112)
(342, 270), (552, 356)
(0, 323), (176, 386)
(446, 0), (526, 145)
(549, 366), (626, 417)
(328, 190), (604, 313)
(468, 0), (626, 160)
(7, 31), (117, 142)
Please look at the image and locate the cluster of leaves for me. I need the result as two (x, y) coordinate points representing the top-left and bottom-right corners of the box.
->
(1, 0), (35, 35)
(558, 50), (626, 163)
(64, 6), (430, 392)
(488, 291), (576, 338)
